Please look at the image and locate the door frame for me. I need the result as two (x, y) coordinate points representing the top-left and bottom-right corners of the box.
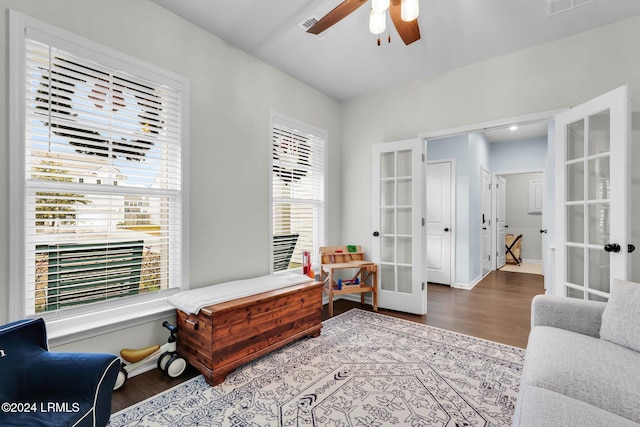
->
(481, 167), (492, 277)
(420, 109), (564, 291)
(426, 158), (456, 286)
(492, 169), (546, 275)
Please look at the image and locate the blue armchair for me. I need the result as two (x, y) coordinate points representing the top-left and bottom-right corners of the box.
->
(0, 318), (120, 427)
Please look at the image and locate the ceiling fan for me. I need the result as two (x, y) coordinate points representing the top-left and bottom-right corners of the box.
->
(307, 0), (421, 45)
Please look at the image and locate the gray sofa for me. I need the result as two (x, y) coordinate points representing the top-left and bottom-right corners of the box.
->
(513, 280), (640, 427)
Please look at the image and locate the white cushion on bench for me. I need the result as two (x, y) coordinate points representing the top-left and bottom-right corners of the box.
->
(168, 272), (313, 315)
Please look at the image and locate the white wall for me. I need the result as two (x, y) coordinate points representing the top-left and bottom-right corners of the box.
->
(340, 16), (640, 290)
(0, 0), (342, 353)
(490, 137), (548, 172)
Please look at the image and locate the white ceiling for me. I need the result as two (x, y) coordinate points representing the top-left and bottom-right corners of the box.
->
(483, 121), (550, 143)
(150, 0), (640, 102)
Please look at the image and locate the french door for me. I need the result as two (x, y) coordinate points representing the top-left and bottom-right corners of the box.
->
(372, 139), (426, 314)
(555, 85), (631, 300)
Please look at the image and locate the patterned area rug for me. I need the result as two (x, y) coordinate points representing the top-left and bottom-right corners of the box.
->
(109, 309), (525, 426)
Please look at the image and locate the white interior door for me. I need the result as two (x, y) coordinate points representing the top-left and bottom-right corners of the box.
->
(426, 161), (452, 285)
(555, 85), (631, 300)
(496, 175), (507, 269)
(372, 139), (426, 315)
(481, 168), (492, 276)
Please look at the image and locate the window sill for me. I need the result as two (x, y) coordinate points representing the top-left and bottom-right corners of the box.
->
(45, 297), (176, 348)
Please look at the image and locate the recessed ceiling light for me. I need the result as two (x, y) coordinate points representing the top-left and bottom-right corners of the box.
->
(510, 125), (518, 131)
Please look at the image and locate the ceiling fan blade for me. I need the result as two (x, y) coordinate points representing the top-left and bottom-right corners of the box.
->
(389, 0), (421, 45)
(307, 0), (369, 35)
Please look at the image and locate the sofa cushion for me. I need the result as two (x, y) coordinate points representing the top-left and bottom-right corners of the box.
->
(522, 326), (640, 423)
(600, 279), (640, 352)
(514, 386), (639, 427)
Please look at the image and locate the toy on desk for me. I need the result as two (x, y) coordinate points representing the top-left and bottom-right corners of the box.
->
(337, 277), (360, 290)
(113, 321), (187, 390)
(302, 250), (315, 279)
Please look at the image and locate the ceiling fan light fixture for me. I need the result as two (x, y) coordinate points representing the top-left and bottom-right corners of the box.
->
(369, 9), (386, 35)
(401, 0), (419, 21)
(372, 0), (390, 12)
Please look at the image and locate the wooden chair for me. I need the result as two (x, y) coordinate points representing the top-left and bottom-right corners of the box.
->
(320, 245), (378, 317)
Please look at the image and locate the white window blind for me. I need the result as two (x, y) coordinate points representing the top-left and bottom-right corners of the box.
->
(271, 114), (326, 272)
(21, 34), (184, 316)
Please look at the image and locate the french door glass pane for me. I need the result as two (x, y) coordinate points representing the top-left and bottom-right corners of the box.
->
(380, 264), (395, 291)
(397, 150), (412, 176)
(567, 287), (584, 299)
(382, 181), (395, 206)
(381, 237), (395, 262)
(588, 249), (610, 293)
(397, 236), (412, 264)
(588, 110), (610, 155)
(567, 163), (584, 201)
(567, 246), (584, 286)
(567, 205), (584, 244)
(381, 209), (394, 234)
(567, 119), (585, 160)
(381, 152), (395, 178)
(397, 179), (412, 205)
(588, 204), (610, 245)
(397, 208), (412, 235)
(588, 157), (610, 200)
(589, 293), (608, 302)
(398, 266), (412, 293)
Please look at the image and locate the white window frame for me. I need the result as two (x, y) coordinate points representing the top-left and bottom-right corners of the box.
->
(9, 11), (190, 344)
(269, 112), (327, 273)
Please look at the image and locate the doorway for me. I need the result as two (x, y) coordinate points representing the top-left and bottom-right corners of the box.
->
(423, 113), (554, 289)
(495, 171), (545, 276)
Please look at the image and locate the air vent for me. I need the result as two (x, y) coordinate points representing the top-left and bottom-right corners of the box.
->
(546, 0), (597, 16)
(298, 16), (319, 31)
(298, 16), (335, 40)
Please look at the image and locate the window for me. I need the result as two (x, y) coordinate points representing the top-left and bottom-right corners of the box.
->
(270, 113), (326, 272)
(10, 12), (188, 327)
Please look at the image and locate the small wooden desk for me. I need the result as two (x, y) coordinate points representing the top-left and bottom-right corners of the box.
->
(320, 246), (378, 317)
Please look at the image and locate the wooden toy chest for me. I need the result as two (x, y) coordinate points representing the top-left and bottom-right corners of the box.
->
(176, 280), (323, 386)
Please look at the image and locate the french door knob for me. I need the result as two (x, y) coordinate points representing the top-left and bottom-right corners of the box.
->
(629, 244), (636, 253)
(604, 243), (621, 253)
(540, 229), (548, 234)
(444, 227), (450, 232)
(373, 231), (380, 237)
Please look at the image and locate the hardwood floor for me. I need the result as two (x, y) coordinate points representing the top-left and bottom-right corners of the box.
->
(111, 269), (544, 414)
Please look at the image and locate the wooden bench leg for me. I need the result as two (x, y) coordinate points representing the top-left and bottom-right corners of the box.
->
(331, 268), (336, 317)
(328, 288), (334, 317)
